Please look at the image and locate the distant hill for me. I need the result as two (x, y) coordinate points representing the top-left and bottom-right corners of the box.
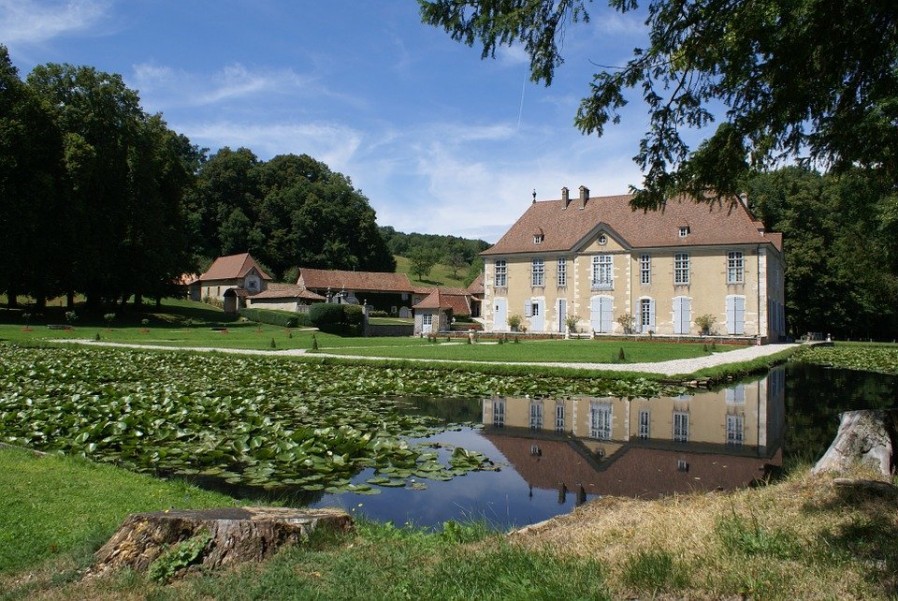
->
(380, 227), (489, 287)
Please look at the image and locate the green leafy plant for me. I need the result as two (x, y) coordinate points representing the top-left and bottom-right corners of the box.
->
(695, 314), (716, 335)
(622, 548), (689, 591)
(147, 529), (212, 583)
(616, 313), (635, 334)
(564, 314), (580, 334)
(65, 310), (78, 324)
(506, 314), (523, 332)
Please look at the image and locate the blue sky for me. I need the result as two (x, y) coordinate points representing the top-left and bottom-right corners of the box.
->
(2, 0), (662, 242)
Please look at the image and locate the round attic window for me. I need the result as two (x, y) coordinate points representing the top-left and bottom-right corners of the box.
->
(597, 234), (607, 245)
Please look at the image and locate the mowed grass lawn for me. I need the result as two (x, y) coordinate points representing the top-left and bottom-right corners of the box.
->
(316, 337), (730, 363)
(0, 297), (732, 363)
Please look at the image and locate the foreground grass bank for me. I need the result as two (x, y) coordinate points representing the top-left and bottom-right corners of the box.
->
(3, 446), (896, 601)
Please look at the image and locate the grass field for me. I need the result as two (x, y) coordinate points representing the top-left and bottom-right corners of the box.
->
(393, 255), (470, 289)
(3, 446), (896, 600)
(0, 297), (735, 365)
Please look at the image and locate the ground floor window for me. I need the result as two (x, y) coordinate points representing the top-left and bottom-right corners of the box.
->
(493, 400), (505, 427)
(529, 401), (543, 430)
(638, 410), (650, 439)
(673, 411), (689, 442)
(590, 402), (612, 440)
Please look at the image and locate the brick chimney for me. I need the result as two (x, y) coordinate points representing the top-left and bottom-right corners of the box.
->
(579, 185), (590, 209)
(561, 187), (570, 209)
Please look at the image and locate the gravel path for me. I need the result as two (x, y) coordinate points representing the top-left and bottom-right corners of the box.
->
(55, 340), (798, 377)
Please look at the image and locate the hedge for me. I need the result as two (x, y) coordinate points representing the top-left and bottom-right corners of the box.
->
(309, 303), (345, 328)
(239, 308), (311, 328)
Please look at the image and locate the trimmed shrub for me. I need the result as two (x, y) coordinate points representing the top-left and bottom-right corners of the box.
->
(309, 303), (345, 328)
(238, 308), (298, 328)
(343, 304), (365, 326)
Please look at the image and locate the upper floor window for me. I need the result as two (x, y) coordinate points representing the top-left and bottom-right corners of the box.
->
(531, 258), (545, 287)
(493, 399), (505, 427)
(533, 233), (544, 244)
(640, 254), (651, 285)
(556, 258), (567, 288)
(673, 411), (689, 442)
(727, 251), (744, 284)
(638, 409), (650, 439)
(591, 255), (613, 290)
(674, 253), (690, 285)
(679, 226), (690, 237)
(494, 260), (507, 288)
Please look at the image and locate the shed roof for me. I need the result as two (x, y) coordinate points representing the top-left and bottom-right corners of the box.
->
(297, 268), (415, 294)
(199, 253), (272, 281)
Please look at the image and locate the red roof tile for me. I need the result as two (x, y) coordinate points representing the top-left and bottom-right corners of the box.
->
(199, 253), (272, 281)
(297, 268), (415, 294)
(412, 289), (472, 316)
(483, 193), (782, 256)
(250, 284), (325, 301)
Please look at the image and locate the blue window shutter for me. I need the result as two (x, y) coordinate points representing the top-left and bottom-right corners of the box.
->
(600, 297), (613, 332)
(648, 299), (656, 330)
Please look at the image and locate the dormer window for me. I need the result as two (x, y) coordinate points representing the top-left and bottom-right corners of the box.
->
(678, 226), (690, 238)
(533, 233), (544, 244)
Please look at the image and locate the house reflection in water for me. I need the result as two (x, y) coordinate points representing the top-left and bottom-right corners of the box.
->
(481, 369), (785, 501)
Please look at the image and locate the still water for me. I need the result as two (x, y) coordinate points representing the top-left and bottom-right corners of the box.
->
(188, 363), (897, 529)
(305, 363), (898, 529)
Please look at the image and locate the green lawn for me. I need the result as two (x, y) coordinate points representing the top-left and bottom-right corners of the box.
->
(0, 445), (237, 576)
(316, 337), (729, 364)
(0, 297), (735, 364)
(394, 255), (469, 288)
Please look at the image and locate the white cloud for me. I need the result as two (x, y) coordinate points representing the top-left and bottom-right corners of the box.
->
(131, 62), (331, 111)
(496, 44), (530, 67)
(0, 0), (111, 44)
(178, 120), (363, 171)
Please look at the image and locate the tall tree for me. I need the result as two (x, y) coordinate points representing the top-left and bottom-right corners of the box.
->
(747, 167), (898, 339)
(420, 0), (898, 208)
(0, 46), (66, 308)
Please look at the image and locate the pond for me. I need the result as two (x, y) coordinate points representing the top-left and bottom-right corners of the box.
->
(201, 363), (898, 530)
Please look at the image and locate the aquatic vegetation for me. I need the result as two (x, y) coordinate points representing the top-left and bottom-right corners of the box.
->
(0, 346), (671, 494)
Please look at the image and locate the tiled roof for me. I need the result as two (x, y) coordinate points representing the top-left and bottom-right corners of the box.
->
(250, 284), (325, 301)
(297, 268), (415, 294)
(199, 253), (272, 281)
(483, 432), (778, 499)
(466, 274), (484, 295)
(482, 193), (783, 256)
(412, 289), (472, 316)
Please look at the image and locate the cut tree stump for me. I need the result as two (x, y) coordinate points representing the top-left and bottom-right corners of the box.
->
(92, 506), (352, 576)
(812, 409), (898, 476)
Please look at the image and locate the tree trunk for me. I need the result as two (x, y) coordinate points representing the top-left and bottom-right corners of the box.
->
(92, 507), (352, 578)
(812, 409), (898, 476)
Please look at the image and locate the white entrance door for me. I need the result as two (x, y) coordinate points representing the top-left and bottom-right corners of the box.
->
(422, 313), (433, 334)
(493, 297), (508, 331)
(529, 298), (545, 332)
(590, 296), (613, 333)
(557, 299), (567, 333)
(726, 295), (745, 334)
(673, 296), (691, 334)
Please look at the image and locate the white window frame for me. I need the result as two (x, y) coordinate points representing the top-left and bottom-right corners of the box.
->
(673, 411), (689, 442)
(640, 254), (651, 285)
(493, 399), (505, 427)
(531, 258), (545, 287)
(555, 404), (565, 432)
(727, 251), (744, 284)
(556, 258), (567, 288)
(674, 253), (690, 285)
(422, 313), (433, 326)
(638, 409), (650, 439)
(726, 414), (744, 445)
(679, 226), (690, 237)
(529, 401), (543, 430)
(590, 402), (612, 440)
(494, 260), (507, 288)
(591, 255), (613, 290)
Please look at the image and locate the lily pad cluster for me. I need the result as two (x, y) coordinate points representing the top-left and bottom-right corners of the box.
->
(793, 345), (898, 376)
(0, 346), (670, 494)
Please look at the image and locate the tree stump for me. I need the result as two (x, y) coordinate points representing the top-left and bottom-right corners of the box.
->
(92, 507), (352, 577)
(812, 409), (898, 476)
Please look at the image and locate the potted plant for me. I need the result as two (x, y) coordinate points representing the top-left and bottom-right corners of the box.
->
(507, 314), (523, 332)
(695, 314), (716, 336)
(616, 313), (635, 335)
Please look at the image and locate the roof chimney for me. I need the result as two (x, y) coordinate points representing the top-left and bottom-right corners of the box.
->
(561, 186), (570, 209)
(579, 185), (590, 209)
(532, 188), (537, 204)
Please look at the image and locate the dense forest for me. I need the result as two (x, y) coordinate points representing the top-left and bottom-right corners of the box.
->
(747, 167), (898, 341)
(0, 48), (394, 308)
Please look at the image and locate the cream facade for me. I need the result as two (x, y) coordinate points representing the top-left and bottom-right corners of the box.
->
(482, 189), (785, 341)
